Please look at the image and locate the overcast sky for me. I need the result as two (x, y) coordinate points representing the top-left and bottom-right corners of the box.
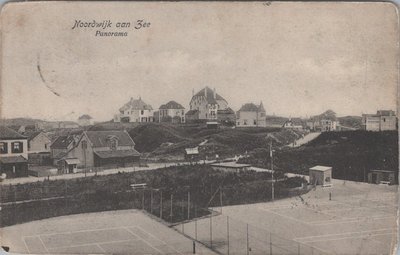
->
(1, 2), (398, 122)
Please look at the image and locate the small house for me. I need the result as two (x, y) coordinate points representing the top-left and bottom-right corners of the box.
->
(158, 101), (185, 123)
(184, 147), (200, 161)
(58, 158), (80, 174)
(64, 130), (140, 169)
(50, 134), (81, 165)
(27, 131), (52, 165)
(28, 131), (51, 153)
(0, 126), (29, 178)
(236, 102), (266, 127)
(114, 97), (154, 123)
(211, 162), (251, 173)
(206, 121), (219, 129)
(368, 170), (396, 185)
(309, 165), (332, 186)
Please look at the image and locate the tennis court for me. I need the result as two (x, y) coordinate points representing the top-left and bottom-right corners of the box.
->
(188, 178), (398, 254)
(1, 209), (214, 254)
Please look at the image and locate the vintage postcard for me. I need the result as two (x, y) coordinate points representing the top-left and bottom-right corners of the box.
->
(0, 1), (398, 255)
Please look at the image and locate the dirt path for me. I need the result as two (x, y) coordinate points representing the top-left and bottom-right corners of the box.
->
(290, 132), (321, 148)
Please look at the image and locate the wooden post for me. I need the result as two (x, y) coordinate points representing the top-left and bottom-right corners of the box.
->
(210, 213), (213, 248)
(227, 216), (230, 255)
(187, 191), (190, 220)
(150, 189), (153, 214)
(220, 188), (223, 213)
(170, 194), (173, 222)
(142, 190), (145, 210)
(160, 190), (163, 219)
(246, 224), (249, 255)
(270, 234), (273, 255)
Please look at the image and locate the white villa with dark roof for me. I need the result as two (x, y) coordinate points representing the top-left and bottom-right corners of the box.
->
(236, 102), (266, 127)
(186, 87), (229, 122)
(114, 97), (154, 123)
(0, 126), (29, 178)
(158, 101), (185, 123)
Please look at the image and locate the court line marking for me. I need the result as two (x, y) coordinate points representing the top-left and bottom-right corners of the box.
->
(294, 239), (332, 254)
(300, 232), (394, 244)
(124, 227), (164, 254)
(46, 239), (137, 250)
(259, 208), (310, 225)
(135, 225), (185, 255)
(294, 228), (395, 242)
(21, 236), (30, 254)
(310, 215), (396, 226)
(38, 235), (49, 253)
(23, 225), (139, 238)
(96, 244), (106, 253)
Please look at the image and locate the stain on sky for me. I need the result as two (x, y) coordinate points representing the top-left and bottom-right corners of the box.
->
(37, 54), (61, 97)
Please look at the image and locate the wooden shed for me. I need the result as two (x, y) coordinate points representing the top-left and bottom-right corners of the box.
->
(309, 165), (332, 186)
(368, 170), (396, 185)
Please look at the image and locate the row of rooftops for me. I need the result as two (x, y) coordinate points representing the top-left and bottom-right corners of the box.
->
(119, 87), (265, 114)
(0, 126), (139, 155)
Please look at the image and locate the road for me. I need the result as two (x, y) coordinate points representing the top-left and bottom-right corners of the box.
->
(0, 162), (188, 185)
(290, 132), (321, 148)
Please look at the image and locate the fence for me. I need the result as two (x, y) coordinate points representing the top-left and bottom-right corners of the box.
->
(0, 167), (320, 254)
(175, 213), (327, 255)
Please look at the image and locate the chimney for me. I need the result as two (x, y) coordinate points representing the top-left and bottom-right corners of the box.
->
(204, 87), (207, 98)
(213, 88), (216, 99)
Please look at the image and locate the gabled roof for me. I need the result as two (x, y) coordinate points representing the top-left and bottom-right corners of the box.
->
(0, 126), (27, 139)
(50, 135), (76, 149)
(192, 87), (227, 105)
(159, 101), (185, 110)
(185, 110), (199, 116)
(0, 155), (27, 164)
(27, 131), (49, 142)
(310, 165), (332, 171)
(94, 149), (140, 159)
(119, 97), (153, 112)
(238, 102), (265, 112)
(217, 107), (235, 114)
(85, 130), (135, 148)
(79, 114), (92, 120)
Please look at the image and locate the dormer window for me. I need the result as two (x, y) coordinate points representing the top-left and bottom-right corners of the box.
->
(11, 142), (23, 153)
(107, 136), (119, 150)
(0, 142), (8, 154)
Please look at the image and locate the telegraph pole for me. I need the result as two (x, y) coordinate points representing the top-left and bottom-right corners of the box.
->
(270, 142), (274, 202)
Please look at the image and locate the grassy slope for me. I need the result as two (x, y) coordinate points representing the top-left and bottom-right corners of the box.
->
(242, 131), (398, 182)
(123, 123), (304, 158)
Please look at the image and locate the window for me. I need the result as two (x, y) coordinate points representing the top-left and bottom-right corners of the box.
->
(11, 142), (23, 153)
(244, 120), (247, 125)
(45, 144), (48, 150)
(110, 139), (118, 150)
(141, 110), (144, 115)
(82, 140), (87, 150)
(0, 142), (7, 154)
(254, 120), (257, 125)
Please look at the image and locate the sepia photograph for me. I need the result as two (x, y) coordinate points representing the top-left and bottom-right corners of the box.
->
(0, 1), (398, 254)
